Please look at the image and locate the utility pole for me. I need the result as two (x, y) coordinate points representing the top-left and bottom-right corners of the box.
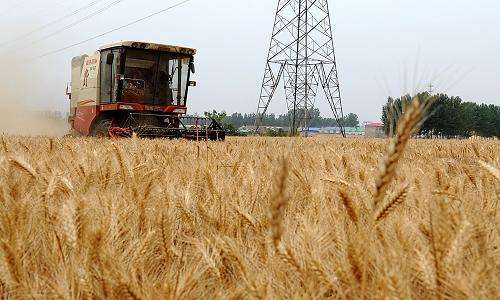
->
(428, 83), (434, 94)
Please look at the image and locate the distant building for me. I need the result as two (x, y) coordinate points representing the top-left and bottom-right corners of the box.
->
(238, 125), (257, 134)
(300, 126), (364, 136)
(365, 121), (385, 138)
(238, 125), (290, 134)
(240, 124), (369, 137)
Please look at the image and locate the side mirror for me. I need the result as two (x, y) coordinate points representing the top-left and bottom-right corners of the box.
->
(189, 61), (195, 74)
(106, 52), (114, 65)
(66, 83), (72, 100)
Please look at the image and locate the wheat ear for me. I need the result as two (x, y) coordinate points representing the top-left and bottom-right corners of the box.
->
(375, 184), (410, 223)
(374, 97), (425, 208)
(160, 211), (172, 259)
(9, 156), (37, 179)
(270, 158), (289, 249)
(479, 161), (500, 181)
(0, 137), (8, 153)
(1, 240), (21, 284)
(339, 189), (358, 224)
(118, 282), (143, 300)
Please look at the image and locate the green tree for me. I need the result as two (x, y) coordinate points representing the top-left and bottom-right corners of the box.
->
(221, 109), (361, 134)
(204, 110), (227, 124)
(459, 102), (479, 137)
(340, 113), (359, 127)
(382, 93), (500, 138)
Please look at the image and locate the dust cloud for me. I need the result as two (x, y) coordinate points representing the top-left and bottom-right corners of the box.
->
(0, 28), (69, 137)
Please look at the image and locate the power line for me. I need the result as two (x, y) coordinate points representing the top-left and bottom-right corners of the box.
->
(25, 0), (126, 47)
(0, 0), (109, 48)
(34, 0), (192, 60)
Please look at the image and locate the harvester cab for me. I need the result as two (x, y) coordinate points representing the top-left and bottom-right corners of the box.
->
(67, 41), (225, 140)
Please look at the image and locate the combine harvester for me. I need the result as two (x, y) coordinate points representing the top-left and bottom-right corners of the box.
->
(67, 41), (225, 140)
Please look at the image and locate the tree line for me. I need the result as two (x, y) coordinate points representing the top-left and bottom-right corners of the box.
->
(206, 108), (359, 129)
(382, 93), (500, 138)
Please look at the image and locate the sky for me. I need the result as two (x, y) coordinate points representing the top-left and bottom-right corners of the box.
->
(0, 0), (499, 122)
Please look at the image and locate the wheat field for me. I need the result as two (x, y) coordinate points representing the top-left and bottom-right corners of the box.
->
(0, 134), (498, 299)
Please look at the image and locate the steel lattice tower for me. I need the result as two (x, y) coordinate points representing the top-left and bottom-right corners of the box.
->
(256, 0), (345, 136)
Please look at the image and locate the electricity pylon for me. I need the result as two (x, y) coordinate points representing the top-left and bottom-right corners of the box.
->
(256, 0), (345, 136)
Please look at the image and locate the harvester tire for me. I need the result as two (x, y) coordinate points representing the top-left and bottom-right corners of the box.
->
(92, 119), (112, 137)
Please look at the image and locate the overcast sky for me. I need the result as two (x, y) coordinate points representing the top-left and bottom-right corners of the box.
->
(0, 0), (498, 122)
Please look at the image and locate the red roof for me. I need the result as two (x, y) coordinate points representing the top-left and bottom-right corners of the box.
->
(365, 121), (384, 128)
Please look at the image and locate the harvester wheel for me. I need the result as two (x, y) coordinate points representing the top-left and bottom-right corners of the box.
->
(92, 119), (113, 137)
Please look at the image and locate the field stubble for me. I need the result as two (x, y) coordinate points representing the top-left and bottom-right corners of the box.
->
(0, 134), (498, 299)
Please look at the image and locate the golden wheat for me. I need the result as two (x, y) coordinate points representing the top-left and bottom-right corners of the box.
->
(0, 134), (497, 299)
